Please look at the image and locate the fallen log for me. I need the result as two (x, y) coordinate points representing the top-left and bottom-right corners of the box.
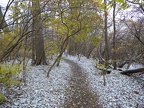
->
(120, 68), (144, 75)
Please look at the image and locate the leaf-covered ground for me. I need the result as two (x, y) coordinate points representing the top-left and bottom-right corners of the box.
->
(66, 55), (144, 108)
(0, 60), (72, 107)
(0, 55), (144, 108)
(63, 59), (101, 108)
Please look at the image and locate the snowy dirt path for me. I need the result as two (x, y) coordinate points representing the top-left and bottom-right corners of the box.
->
(65, 55), (144, 108)
(63, 59), (101, 108)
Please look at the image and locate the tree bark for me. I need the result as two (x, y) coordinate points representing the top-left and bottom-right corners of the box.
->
(120, 68), (144, 75)
(113, 1), (117, 70)
(104, 0), (109, 67)
(32, 0), (47, 65)
(0, 6), (6, 30)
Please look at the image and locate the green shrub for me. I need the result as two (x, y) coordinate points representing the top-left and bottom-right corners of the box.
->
(0, 63), (21, 87)
(0, 93), (6, 103)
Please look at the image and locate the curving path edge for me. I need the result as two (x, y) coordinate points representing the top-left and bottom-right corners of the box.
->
(63, 59), (101, 108)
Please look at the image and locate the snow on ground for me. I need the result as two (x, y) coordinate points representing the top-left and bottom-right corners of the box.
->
(129, 63), (144, 70)
(65, 55), (144, 108)
(1, 60), (72, 108)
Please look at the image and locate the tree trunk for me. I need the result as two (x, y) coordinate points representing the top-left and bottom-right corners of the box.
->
(104, 0), (109, 67)
(47, 38), (68, 77)
(0, 6), (7, 30)
(120, 68), (144, 75)
(32, 0), (47, 65)
(113, 1), (117, 70)
(86, 46), (95, 59)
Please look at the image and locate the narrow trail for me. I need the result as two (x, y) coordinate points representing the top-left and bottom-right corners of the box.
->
(63, 59), (101, 108)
